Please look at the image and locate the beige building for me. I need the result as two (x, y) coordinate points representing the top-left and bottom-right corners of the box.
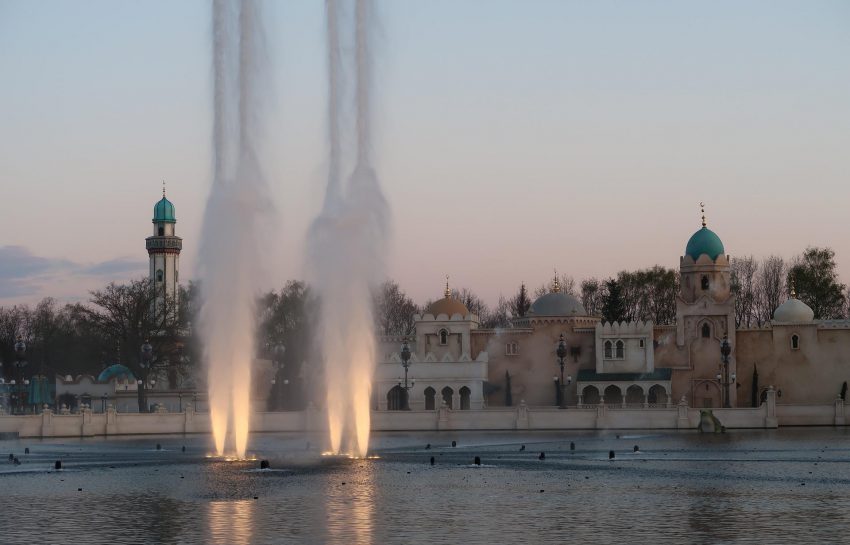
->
(376, 217), (850, 409)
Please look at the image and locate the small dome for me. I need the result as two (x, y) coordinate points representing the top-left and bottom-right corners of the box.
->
(154, 196), (176, 223)
(428, 297), (469, 317)
(773, 297), (814, 323)
(685, 227), (724, 261)
(97, 364), (136, 383)
(529, 292), (586, 317)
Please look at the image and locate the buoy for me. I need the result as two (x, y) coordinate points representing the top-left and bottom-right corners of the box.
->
(24, 448), (30, 454)
(634, 445), (639, 452)
(609, 450), (615, 460)
(570, 442), (575, 451)
(451, 440), (457, 447)
(181, 446), (186, 453)
(430, 456), (435, 466)
(260, 460), (270, 469)
(538, 452), (545, 460)
(519, 445), (525, 451)
(425, 443), (431, 450)
(54, 460), (62, 470)
(13, 457), (20, 465)
(156, 444), (162, 451)
(474, 456), (481, 466)
(7, 453), (13, 462)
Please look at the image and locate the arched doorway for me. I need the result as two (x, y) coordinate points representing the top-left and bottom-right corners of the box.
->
(441, 386), (454, 409)
(603, 385), (623, 406)
(582, 386), (600, 406)
(648, 385), (668, 406)
(386, 386), (405, 411)
(694, 380), (721, 408)
(424, 387), (436, 410)
(459, 386), (471, 410)
(625, 385), (644, 407)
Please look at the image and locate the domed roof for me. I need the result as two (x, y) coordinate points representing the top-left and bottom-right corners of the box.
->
(529, 292), (587, 317)
(773, 297), (814, 323)
(685, 227), (724, 260)
(97, 364), (136, 383)
(154, 195), (176, 223)
(428, 297), (470, 317)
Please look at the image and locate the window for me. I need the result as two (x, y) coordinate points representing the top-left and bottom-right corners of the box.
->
(701, 275), (709, 290)
(505, 342), (519, 356)
(701, 323), (711, 338)
(158, 226), (165, 236)
(615, 340), (625, 359)
(156, 269), (164, 282)
(639, 339), (645, 348)
(791, 334), (800, 350)
(439, 329), (448, 345)
(604, 340), (612, 359)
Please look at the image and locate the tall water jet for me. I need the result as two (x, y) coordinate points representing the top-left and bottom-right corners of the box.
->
(307, 0), (389, 457)
(199, 0), (270, 459)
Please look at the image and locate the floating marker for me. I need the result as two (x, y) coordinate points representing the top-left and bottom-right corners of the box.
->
(519, 445), (525, 451)
(474, 456), (481, 466)
(634, 445), (639, 452)
(425, 443), (431, 450)
(430, 456), (435, 466)
(570, 442), (575, 451)
(24, 448), (30, 454)
(539, 452), (546, 460)
(156, 444), (162, 451)
(609, 450), (615, 460)
(54, 460), (62, 470)
(260, 460), (270, 469)
(451, 441), (457, 447)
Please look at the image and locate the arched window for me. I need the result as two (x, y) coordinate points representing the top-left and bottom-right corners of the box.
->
(386, 386), (405, 411)
(441, 386), (454, 409)
(604, 340), (612, 359)
(701, 275), (710, 290)
(424, 387), (436, 410)
(156, 269), (164, 282)
(459, 386), (471, 410)
(701, 323), (711, 338)
(791, 334), (800, 350)
(615, 340), (625, 359)
(439, 329), (448, 345)
(158, 226), (165, 236)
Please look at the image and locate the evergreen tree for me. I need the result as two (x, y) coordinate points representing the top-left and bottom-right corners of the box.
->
(601, 279), (626, 323)
(510, 283), (531, 318)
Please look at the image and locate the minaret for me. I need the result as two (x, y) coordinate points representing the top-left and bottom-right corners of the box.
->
(146, 184), (182, 319)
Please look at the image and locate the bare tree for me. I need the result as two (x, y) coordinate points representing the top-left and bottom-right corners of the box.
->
(373, 280), (419, 336)
(731, 256), (758, 328)
(580, 278), (605, 317)
(754, 255), (786, 326)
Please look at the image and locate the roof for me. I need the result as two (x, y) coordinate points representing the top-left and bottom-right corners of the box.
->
(577, 368), (672, 382)
(97, 364), (137, 383)
(685, 227), (724, 260)
(529, 292), (586, 317)
(427, 297), (470, 317)
(153, 196), (176, 223)
(773, 297), (814, 323)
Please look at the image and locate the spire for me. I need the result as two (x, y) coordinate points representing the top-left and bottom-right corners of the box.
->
(162, 179), (166, 198)
(790, 278), (797, 298)
(700, 201), (706, 228)
(444, 275), (451, 299)
(551, 269), (561, 293)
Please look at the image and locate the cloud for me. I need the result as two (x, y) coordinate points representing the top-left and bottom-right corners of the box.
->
(0, 246), (147, 303)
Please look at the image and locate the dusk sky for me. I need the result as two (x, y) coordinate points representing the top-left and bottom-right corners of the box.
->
(1, 0), (848, 306)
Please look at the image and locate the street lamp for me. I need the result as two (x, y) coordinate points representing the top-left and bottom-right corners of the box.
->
(271, 344), (285, 410)
(719, 335), (733, 408)
(556, 334), (571, 409)
(398, 340), (413, 410)
(140, 340), (154, 412)
(13, 338), (27, 414)
(101, 393), (107, 413)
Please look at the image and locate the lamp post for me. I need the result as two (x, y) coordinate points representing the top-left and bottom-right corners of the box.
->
(718, 335), (734, 408)
(398, 340), (413, 410)
(140, 340), (153, 413)
(101, 393), (107, 413)
(13, 338), (27, 414)
(556, 334), (571, 409)
(272, 344), (285, 410)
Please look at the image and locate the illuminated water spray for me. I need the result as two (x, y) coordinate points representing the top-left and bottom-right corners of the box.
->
(199, 0), (270, 459)
(307, 0), (389, 457)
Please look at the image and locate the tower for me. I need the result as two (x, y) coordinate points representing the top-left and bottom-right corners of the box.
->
(676, 204), (736, 407)
(146, 186), (182, 319)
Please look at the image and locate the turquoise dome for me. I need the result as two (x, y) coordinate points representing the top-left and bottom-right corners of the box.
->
(685, 227), (724, 260)
(97, 364), (136, 383)
(153, 196), (176, 223)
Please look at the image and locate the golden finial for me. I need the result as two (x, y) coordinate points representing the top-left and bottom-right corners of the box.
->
(551, 269), (561, 293)
(444, 275), (451, 299)
(790, 278), (796, 298)
(700, 201), (706, 228)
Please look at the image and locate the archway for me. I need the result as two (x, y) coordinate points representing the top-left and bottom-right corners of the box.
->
(625, 385), (644, 407)
(648, 384), (668, 406)
(582, 386), (600, 406)
(459, 386), (471, 410)
(424, 387), (436, 410)
(386, 386), (406, 411)
(603, 385), (623, 406)
(441, 386), (454, 409)
(694, 380), (721, 408)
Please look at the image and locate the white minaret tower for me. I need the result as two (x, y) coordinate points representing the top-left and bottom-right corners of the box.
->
(146, 184), (182, 319)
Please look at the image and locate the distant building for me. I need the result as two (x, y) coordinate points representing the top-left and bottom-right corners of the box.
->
(376, 214), (850, 409)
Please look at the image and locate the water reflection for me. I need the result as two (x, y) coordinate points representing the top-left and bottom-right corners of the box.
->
(207, 499), (255, 545)
(324, 459), (376, 544)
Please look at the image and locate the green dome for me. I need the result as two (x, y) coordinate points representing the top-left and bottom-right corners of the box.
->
(153, 196), (176, 223)
(685, 227), (724, 260)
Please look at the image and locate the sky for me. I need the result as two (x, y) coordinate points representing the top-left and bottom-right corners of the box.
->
(1, 0), (849, 307)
